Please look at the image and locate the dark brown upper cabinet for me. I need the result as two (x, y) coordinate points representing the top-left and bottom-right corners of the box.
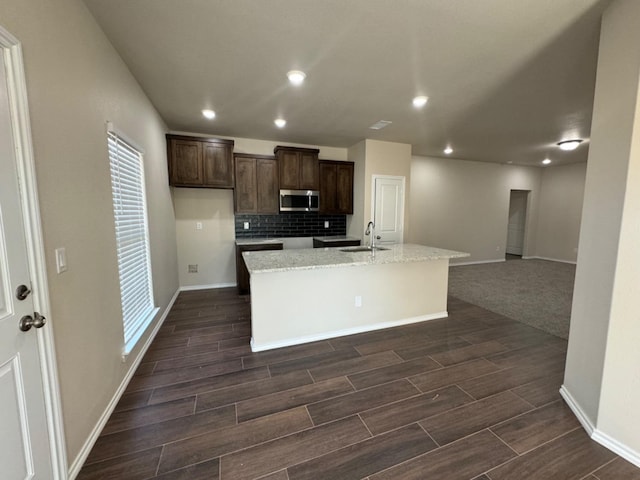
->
(234, 154), (279, 214)
(319, 160), (354, 214)
(166, 134), (234, 188)
(274, 146), (320, 190)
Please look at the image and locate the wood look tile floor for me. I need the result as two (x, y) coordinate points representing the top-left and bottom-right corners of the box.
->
(78, 289), (640, 480)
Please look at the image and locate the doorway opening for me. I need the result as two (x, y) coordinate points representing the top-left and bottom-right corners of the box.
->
(506, 190), (529, 260)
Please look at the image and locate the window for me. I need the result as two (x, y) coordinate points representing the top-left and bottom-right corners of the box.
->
(108, 129), (158, 355)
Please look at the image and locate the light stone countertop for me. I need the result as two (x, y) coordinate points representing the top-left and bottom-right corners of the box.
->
(243, 243), (469, 274)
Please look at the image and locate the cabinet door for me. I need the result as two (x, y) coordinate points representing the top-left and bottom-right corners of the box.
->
(256, 158), (279, 214)
(203, 143), (234, 187)
(336, 162), (354, 214)
(319, 162), (337, 214)
(300, 151), (319, 190)
(170, 139), (202, 186)
(279, 151), (300, 189)
(234, 157), (257, 213)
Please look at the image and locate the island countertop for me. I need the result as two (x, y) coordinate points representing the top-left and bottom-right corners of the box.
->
(243, 243), (469, 274)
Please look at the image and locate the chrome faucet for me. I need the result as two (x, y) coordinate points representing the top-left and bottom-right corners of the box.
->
(365, 221), (376, 249)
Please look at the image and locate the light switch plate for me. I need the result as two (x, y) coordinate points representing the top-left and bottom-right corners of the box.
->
(196, 222), (203, 230)
(324, 221), (329, 228)
(55, 247), (67, 274)
(244, 222), (250, 230)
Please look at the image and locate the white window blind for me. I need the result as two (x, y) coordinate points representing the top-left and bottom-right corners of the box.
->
(108, 131), (157, 354)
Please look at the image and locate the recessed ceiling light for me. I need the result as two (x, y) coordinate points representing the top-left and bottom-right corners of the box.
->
(287, 70), (306, 86)
(557, 139), (583, 151)
(274, 118), (287, 128)
(369, 120), (392, 130)
(444, 146), (453, 155)
(202, 109), (216, 119)
(412, 96), (429, 108)
(542, 158), (552, 165)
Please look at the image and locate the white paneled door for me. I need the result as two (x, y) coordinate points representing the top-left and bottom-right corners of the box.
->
(373, 176), (405, 245)
(0, 55), (53, 478)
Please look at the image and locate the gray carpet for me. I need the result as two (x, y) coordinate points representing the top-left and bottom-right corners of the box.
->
(448, 258), (576, 339)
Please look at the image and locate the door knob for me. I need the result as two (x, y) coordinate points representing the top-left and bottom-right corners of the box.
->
(18, 312), (46, 332)
(15, 284), (31, 301)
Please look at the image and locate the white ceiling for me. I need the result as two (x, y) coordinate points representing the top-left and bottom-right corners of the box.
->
(83, 0), (610, 166)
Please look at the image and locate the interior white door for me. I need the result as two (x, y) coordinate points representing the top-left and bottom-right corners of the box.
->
(506, 190), (528, 256)
(373, 176), (405, 245)
(0, 54), (53, 479)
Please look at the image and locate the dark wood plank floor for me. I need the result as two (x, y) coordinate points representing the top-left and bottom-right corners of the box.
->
(78, 288), (640, 480)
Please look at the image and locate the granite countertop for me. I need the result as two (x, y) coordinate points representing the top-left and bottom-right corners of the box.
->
(243, 243), (469, 274)
(235, 238), (284, 246)
(313, 235), (362, 242)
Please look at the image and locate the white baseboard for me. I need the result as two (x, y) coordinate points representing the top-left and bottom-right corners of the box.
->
(250, 311), (448, 352)
(179, 282), (236, 291)
(559, 384), (595, 435)
(592, 429), (640, 468)
(560, 385), (640, 468)
(450, 258), (505, 267)
(522, 256), (577, 265)
(67, 287), (180, 479)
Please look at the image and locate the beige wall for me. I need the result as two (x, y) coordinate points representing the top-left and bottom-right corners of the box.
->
(409, 156), (542, 263)
(171, 133), (349, 288)
(536, 163), (587, 263)
(564, 0), (640, 462)
(363, 140), (412, 240)
(0, 0), (178, 468)
(346, 139), (412, 240)
(174, 188), (236, 288)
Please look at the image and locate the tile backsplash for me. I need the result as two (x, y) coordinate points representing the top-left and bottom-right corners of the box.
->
(235, 213), (346, 238)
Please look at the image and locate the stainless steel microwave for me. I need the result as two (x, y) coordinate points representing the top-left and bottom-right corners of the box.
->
(279, 189), (320, 212)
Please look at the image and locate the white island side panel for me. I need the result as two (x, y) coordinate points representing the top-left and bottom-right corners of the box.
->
(250, 259), (449, 351)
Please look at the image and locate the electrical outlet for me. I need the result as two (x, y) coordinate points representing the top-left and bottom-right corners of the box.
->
(188, 264), (198, 273)
(324, 221), (329, 228)
(196, 222), (203, 230)
(355, 295), (362, 307)
(244, 222), (250, 230)
(496, 246), (500, 252)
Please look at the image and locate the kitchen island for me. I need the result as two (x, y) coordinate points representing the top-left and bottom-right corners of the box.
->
(243, 243), (469, 351)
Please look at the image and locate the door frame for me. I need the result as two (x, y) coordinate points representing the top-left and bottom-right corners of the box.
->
(506, 189), (529, 256)
(370, 174), (406, 244)
(1, 26), (68, 479)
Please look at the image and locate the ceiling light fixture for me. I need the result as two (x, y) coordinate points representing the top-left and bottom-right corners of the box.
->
(274, 118), (287, 128)
(444, 146), (453, 155)
(542, 158), (552, 165)
(557, 139), (583, 151)
(412, 96), (429, 108)
(202, 109), (216, 119)
(287, 70), (306, 86)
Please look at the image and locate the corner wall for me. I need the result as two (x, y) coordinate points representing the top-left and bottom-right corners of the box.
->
(0, 0), (179, 468)
(409, 156), (542, 263)
(563, 0), (640, 465)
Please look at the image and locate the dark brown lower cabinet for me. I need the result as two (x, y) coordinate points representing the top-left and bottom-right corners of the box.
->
(313, 238), (361, 248)
(235, 242), (283, 294)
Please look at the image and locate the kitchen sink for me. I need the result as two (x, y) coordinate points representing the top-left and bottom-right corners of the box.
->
(339, 246), (389, 253)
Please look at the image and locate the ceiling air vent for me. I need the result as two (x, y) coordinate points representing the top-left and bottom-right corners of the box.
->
(368, 120), (392, 130)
